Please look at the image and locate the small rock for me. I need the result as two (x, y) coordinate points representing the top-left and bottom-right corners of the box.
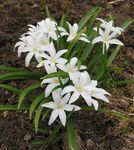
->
(3, 111), (8, 118)
(86, 139), (95, 149)
(24, 134), (32, 141)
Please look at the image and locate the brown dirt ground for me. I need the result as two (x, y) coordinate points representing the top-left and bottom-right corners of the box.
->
(0, 0), (134, 150)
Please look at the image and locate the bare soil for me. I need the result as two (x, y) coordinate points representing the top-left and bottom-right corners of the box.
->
(0, 0), (134, 150)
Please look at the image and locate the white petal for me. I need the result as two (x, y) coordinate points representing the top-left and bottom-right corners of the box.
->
(108, 39), (124, 45)
(52, 89), (61, 102)
(50, 31), (58, 40)
(92, 93), (109, 103)
(79, 65), (87, 70)
(73, 23), (78, 33)
(59, 110), (66, 126)
(67, 35), (75, 42)
(45, 63), (57, 74)
(49, 109), (59, 125)
(49, 42), (56, 57)
(41, 78), (53, 85)
(62, 86), (75, 95)
(92, 36), (103, 44)
(61, 93), (70, 104)
(42, 102), (55, 109)
(70, 57), (78, 68)
(105, 42), (109, 50)
(56, 49), (68, 57)
(57, 64), (67, 72)
(79, 36), (90, 43)
(91, 99), (99, 111)
(45, 83), (58, 98)
(35, 52), (42, 63)
(25, 52), (34, 67)
(69, 92), (80, 104)
(63, 104), (81, 111)
(57, 58), (67, 65)
(81, 91), (92, 106)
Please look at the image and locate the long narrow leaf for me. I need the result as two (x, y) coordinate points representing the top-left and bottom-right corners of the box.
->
(78, 7), (101, 30)
(0, 104), (29, 111)
(29, 93), (45, 120)
(0, 65), (27, 72)
(18, 82), (41, 108)
(67, 118), (78, 150)
(40, 71), (68, 80)
(0, 84), (21, 94)
(0, 71), (44, 81)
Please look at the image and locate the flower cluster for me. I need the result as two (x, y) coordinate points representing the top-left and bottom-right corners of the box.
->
(15, 17), (123, 126)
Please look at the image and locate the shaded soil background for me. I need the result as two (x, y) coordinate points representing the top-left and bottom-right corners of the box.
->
(0, 0), (134, 150)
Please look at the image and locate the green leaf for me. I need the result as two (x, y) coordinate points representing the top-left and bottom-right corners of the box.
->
(0, 65), (27, 72)
(18, 82), (41, 108)
(0, 105), (29, 111)
(34, 97), (50, 133)
(78, 7), (101, 30)
(0, 84), (21, 94)
(60, 14), (67, 27)
(0, 71), (44, 81)
(109, 79), (134, 85)
(67, 118), (78, 150)
(45, 6), (51, 18)
(82, 107), (129, 120)
(40, 71), (68, 80)
(29, 93), (45, 120)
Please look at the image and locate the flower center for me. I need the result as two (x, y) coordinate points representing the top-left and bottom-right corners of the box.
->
(76, 84), (83, 93)
(52, 78), (59, 84)
(50, 57), (56, 63)
(48, 27), (51, 32)
(67, 66), (73, 72)
(56, 103), (63, 109)
(32, 47), (38, 53)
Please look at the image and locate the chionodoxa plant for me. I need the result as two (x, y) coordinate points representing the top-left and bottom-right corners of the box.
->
(0, 7), (133, 149)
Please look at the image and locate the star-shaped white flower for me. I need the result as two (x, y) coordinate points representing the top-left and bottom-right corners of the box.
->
(14, 35), (48, 67)
(59, 22), (90, 43)
(62, 71), (110, 110)
(92, 20), (124, 54)
(57, 57), (86, 80)
(37, 42), (67, 67)
(38, 18), (58, 40)
(42, 89), (81, 126)
(41, 63), (68, 98)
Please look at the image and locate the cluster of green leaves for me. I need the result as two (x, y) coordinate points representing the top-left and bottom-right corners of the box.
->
(0, 6), (133, 149)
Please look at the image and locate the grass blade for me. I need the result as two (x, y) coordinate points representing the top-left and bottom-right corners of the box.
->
(0, 71), (44, 81)
(78, 7), (101, 30)
(18, 82), (41, 108)
(0, 84), (21, 94)
(0, 65), (27, 72)
(29, 93), (45, 120)
(0, 105), (29, 111)
(67, 118), (78, 150)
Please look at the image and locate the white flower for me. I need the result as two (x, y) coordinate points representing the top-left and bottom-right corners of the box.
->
(41, 63), (68, 97)
(97, 18), (124, 35)
(38, 18), (58, 40)
(42, 89), (81, 126)
(15, 35), (47, 67)
(62, 71), (110, 110)
(38, 42), (67, 67)
(57, 57), (86, 80)
(92, 19), (124, 54)
(59, 22), (90, 42)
